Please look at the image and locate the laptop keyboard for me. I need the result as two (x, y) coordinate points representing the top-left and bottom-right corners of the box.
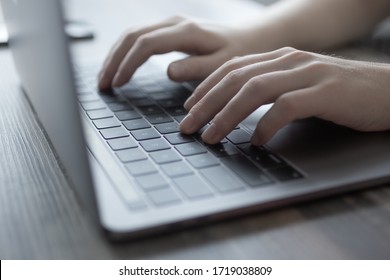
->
(75, 63), (303, 209)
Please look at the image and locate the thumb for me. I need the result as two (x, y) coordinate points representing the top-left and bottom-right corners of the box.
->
(167, 53), (225, 82)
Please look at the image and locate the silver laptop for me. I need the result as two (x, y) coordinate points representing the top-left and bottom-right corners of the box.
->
(2, 0), (390, 240)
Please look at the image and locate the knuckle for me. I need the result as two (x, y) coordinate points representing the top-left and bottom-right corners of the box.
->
(244, 76), (267, 93)
(279, 46), (296, 53)
(275, 94), (299, 119)
(121, 28), (137, 44)
(190, 100), (209, 120)
(181, 20), (200, 32)
(304, 60), (331, 74)
(224, 68), (245, 84)
(284, 49), (313, 63)
(221, 58), (240, 73)
(169, 14), (187, 23)
(135, 34), (153, 49)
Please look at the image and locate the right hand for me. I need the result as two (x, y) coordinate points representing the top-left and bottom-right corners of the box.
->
(98, 15), (255, 90)
(179, 47), (390, 145)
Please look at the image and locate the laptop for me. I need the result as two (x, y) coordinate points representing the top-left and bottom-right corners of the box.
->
(2, 0), (390, 240)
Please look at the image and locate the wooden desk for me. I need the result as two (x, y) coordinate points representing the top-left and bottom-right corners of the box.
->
(1, 0), (389, 259)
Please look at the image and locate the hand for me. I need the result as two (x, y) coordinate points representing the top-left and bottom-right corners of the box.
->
(179, 47), (390, 145)
(98, 15), (256, 90)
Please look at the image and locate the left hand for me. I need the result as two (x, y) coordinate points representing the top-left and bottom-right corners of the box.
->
(179, 47), (390, 145)
(98, 15), (260, 90)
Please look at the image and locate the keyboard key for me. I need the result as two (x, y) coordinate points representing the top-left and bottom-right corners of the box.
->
(149, 149), (182, 164)
(99, 92), (125, 103)
(120, 82), (141, 93)
(238, 143), (265, 156)
(161, 161), (193, 177)
(200, 166), (245, 193)
(160, 80), (183, 91)
(123, 90), (145, 100)
(175, 142), (207, 156)
(77, 88), (92, 95)
(116, 147), (147, 162)
(107, 101), (132, 112)
(226, 129), (252, 144)
(138, 104), (163, 115)
(139, 83), (165, 93)
(136, 173), (168, 190)
(92, 118), (121, 129)
(164, 132), (194, 145)
(170, 86), (192, 97)
(130, 98), (154, 107)
(100, 127), (129, 139)
(78, 94), (99, 102)
(154, 122), (180, 134)
(267, 166), (303, 181)
(252, 153), (285, 169)
(131, 128), (160, 141)
(221, 156), (271, 187)
(149, 91), (175, 101)
(115, 110), (141, 121)
(158, 99), (184, 108)
(134, 77), (155, 86)
(83, 76), (98, 87)
(238, 144), (286, 169)
(107, 137), (137, 150)
(81, 100), (106, 111)
(126, 159), (157, 176)
(147, 188), (181, 206)
(126, 200), (148, 211)
(187, 153), (220, 169)
(174, 175), (214, 199)
(86, 108), (113, 120)
(173, 115), (187, 123)
(139, 138), (170, 152)
(208, 142), (239, 157)
(165, 106), (187, 116)
(145, 113), (172, 124)
(122, 119), (151, 130)
(120, 83), (139, 92)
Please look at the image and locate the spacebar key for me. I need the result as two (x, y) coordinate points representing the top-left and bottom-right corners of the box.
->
(221, 156), (272, 187)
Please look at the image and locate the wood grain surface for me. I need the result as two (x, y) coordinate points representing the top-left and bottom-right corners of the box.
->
(0, 0), (389, 259)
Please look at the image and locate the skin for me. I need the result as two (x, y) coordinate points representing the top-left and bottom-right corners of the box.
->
(98, 0), (390, 145)
(181, 48), (390, 145)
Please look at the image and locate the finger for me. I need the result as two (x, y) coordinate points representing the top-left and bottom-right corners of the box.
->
(180, 52), (307, 136)
(251, 88), (321, 145)
(98, 16), (183, 89)
(184, 47), (297, 110)
(167, 51), (227, 82)
(111, 22), (212, 87)
(180, 61), (281, 134)
(201, 68), (313, 144)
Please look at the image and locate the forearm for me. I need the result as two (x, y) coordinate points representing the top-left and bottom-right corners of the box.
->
(245, 0), (390, 52)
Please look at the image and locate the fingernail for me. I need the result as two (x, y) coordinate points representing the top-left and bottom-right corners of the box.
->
(202, 123), (218, 143)
(180, 113), (195, 133)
